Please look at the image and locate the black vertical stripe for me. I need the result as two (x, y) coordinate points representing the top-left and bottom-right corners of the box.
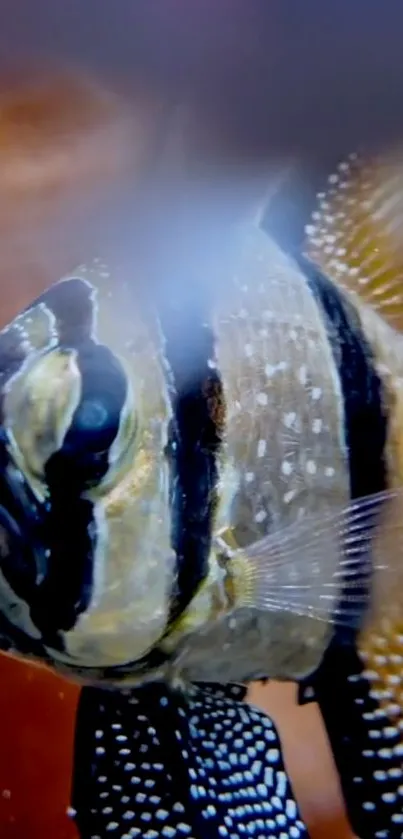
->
(299, 254), (388, 636)
(298, 255), (393, 839)
(33, 280), (128, 639)
(25, 277), (96, 345)
(4, 279), (128, 643)
(159, 300), (224, 626)
(25, 280), (97, 641)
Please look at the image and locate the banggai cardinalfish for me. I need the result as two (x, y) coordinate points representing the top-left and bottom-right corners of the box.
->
(0, 150), (402, 838)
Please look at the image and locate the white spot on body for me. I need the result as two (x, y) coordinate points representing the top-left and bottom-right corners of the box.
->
(374, 770), (387, 781)
(298, 365), (308, 386)
(281, 460), (293, 476)
(257, 440), (267, 458)
(265, 361), (288, 378)
(391, 814), (403, 824)
(286, 799), (297, 820)
(381, 792), (397, 803)
(276, 771), (287, 798)
(283, 411), (297, 429)
(306, 460), (317, 475)
(256, 392), (268, 406)
(312, 418), (323, 434)
(156, 809), (169, 821)
(386, 674), (401, 686)
(383, 726), (399, 739)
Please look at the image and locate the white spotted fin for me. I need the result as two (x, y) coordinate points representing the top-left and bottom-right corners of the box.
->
(71, 682), (308, 837)
(304, 149), (403, 330)
(226, 486), (403, 632)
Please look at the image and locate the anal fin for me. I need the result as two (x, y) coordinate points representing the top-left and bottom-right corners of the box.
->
(71, 681), (309, 839)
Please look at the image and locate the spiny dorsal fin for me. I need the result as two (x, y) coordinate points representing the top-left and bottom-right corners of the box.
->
(304, 149), (403, 331)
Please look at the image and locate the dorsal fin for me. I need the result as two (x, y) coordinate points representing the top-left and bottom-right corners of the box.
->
(304, 149), (403, 330)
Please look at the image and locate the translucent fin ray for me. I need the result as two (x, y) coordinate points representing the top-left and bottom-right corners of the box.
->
(232, 487), (403, 628)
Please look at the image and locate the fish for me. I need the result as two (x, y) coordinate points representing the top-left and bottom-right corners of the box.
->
(0, 262), (310, 839)
(0, 155), (402, 836)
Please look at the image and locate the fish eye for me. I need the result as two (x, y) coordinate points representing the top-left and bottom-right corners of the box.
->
(4, 339), (136, 496)
(47, 342), (134, 488)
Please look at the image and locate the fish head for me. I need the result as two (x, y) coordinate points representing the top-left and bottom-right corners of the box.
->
(0, 270), (178, 685)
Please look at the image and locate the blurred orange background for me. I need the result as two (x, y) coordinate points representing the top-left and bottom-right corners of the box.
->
(0, 656), (353, 839)
(0, 68), (354, 839)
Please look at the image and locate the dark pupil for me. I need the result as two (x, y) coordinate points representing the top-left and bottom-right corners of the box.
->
(46, 343), (128, 489)
(71, 393), (120, 453)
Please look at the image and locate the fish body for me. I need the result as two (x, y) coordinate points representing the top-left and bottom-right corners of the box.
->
(0, 154), (402, 836)
(0, 229), (388, 682)
(0, 242), (316, 839)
